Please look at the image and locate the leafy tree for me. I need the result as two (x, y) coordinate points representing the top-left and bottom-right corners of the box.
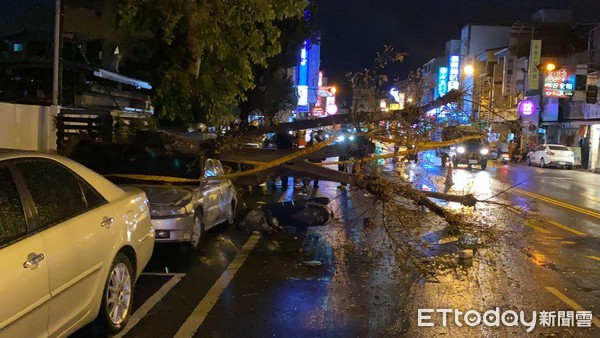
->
(239, 4), (319, 123)
(117, 0), (306, 125)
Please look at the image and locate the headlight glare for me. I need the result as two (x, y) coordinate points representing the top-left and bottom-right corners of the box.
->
(456, 146), (466, 154)
(480, 148), (489, 155)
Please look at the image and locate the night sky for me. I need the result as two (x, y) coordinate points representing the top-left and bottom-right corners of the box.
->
(317, 0), (600, 98)
(3, 0), (600, 99)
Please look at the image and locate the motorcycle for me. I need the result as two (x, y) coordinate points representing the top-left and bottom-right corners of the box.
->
(496, 152), (510, 164)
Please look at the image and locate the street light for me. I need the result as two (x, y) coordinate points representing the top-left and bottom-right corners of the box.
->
(463, 64), (475, 77)
(535, 62), (558, 72)
(533, 62), (559, 145)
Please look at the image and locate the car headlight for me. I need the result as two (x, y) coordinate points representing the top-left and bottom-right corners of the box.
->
(349, 136), (355, 141)
(480, 148), (489, 155)
(150, 206), (189, 217)
(337, 135), (345, 142)
(456, 146), (465, 154)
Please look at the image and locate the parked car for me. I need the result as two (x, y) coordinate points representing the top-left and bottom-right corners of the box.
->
(102, 154), (237, 250)
(526, 144), (574, 169)
(0, 149), (155, 337)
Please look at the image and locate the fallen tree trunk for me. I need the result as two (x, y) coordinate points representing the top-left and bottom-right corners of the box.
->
(389, 183), (463, 229)
(421, 191), (478, 207)
(274, 162), (354, 185)
(243, 90), (462, 136)
(217, 143), (367, 163)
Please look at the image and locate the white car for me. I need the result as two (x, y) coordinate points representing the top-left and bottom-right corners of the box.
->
(526, 144), (575, 169)
(0, 150), (155, 337)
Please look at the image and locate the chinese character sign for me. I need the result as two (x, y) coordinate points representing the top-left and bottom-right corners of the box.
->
(502, 56), (517, 95)
(437, 67), (448, 98)
(544, 68), (576, 98)
(528, 40), (542, 90)
(518, 99), (536, 116)
(448, 56), (460, 91)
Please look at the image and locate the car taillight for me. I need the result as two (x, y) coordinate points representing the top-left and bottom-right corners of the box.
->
(546, 151), (555, 155)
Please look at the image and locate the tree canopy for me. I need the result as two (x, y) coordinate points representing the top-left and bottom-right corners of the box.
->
(118, 0), (307, 125)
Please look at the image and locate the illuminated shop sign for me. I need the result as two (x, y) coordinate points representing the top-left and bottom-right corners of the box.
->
(518, 99), (536, 116)
(448, 56), (460, 90)
(543, 68), (575, 98)
(437, 66), (448, 97)
(297, 85), (308, 106)
(297, 40), (309, 107)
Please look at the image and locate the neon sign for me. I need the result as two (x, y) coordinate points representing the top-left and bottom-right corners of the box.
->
(437, 66), (448, 97)
(448, 56), (460, 90)
(518, 99), (536, 116)
(297, 40), (309, 107)
(543, 68), (575, 98)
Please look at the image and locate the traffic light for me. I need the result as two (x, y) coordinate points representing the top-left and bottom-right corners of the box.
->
(587, 85), (598, 104)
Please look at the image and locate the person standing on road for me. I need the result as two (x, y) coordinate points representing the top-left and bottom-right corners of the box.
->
(508, 140), (517, 163)
(274, 132), (296, 189)
(305, 130), (326, 189)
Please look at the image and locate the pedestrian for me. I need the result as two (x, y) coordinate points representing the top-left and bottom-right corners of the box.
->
(508, 140), (516, 163)
(296, 131), (307, 148)
(337, 156), (348, 189)
(305, 130), (326, 189)
(274, 132), (296, 189)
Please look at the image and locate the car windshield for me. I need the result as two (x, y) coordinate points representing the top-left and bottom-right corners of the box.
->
(548, 145), (570, 151)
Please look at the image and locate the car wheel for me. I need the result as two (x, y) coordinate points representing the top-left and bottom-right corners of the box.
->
(190, 210), (204, 250)
(97, 253), (134, 334)
(480, 159), (487, 170)
(526, 157), (532, 166)
(540, 158), (546, 168)
(227, 201), (235, 224)
(567, 165), (572, 170)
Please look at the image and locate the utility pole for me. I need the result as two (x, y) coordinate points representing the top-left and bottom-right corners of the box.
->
(52, 0), (61, 105)
(48, 0), (62, 153)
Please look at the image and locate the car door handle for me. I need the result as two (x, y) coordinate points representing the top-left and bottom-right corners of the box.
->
(23, 252), (45, 269)
(101, 216), (114, 228)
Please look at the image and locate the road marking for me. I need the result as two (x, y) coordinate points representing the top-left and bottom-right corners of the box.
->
(545, 287), (600, 328)
(514, 188), (600, 219)
(555, 177), (600, 190)
(580, 193), (600, 203)
(141, 272), (184, 276)
(175, 232), (261, 338)
(114, 273), (186, 338)
(507, 205), (525, 213)
(587, 256), (600, 263)
(546, 220), (587, 236)
(561, 241), (575, 245)
(525, 220), (551, 234)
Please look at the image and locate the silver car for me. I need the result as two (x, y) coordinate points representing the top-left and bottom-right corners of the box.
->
(105, 155), (237, 250)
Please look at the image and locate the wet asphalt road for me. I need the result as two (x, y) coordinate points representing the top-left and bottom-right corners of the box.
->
(76, 157), (600, 337)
